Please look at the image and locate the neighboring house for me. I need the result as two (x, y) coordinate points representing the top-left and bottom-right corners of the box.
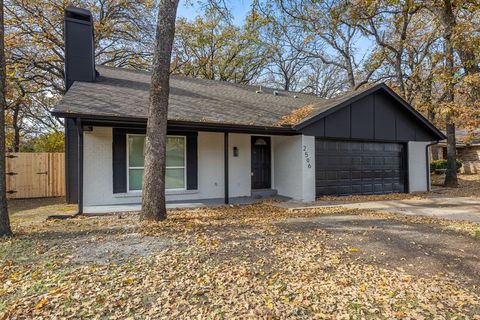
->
(52, 7), (445, 213)
(435, 129), (480, 174)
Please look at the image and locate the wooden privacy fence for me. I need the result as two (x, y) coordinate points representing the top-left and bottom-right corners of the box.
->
(5, 152), (65, 199)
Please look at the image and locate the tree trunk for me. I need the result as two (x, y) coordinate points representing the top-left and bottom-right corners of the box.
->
(441, 0), (458, 187)
(445, 116), (458, 186)
(457, 46), (480, 76)
(284, 76), (290, 91)
(395, 56), (406, 98)
(345, 57), (356, 90)
(12, 106), (20, 152)
(427, 109), (439, 160)
(140, 0), (180, 221)
(0, 0), (12, 237)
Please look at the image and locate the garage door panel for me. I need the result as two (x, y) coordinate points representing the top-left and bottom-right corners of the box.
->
(351, 185), (362, 194)
(361, 184), (373, 194)
(335, 170), (349, 179)
(315, 139), (407, 196)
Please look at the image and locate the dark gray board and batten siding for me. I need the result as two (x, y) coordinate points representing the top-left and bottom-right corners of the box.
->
(299, 89), (436, 197)
(301, 90), (436, 142)
(65, 118), (79, 204)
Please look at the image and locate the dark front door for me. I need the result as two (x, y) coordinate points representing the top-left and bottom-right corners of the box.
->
(315, 139), (407, 196)
(251, 136), (271, 189)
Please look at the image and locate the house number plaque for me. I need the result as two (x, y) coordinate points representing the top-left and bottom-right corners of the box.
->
(303, 145), (312, 169)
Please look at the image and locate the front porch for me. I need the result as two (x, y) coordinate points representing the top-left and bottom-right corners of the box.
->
(78, 126), (316, 213)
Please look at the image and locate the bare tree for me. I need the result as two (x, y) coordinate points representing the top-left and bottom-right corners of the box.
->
(254, 5), (309, 91)
(278, 0), (381, 90)
(0, 0), (12, 237)
(300, 61), (346, 98)
(351, 1), (422, 97)
(141, 0), (180, 221)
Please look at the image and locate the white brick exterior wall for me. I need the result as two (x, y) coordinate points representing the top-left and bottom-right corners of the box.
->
(82, 128), (316, 209)
(408, 141), (430, 192)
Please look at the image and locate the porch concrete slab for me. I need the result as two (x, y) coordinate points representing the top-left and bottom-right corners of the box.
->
(275, 197), (480, 223)
(83, 195), (289, 214)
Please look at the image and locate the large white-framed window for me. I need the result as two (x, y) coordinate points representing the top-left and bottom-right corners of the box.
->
(126, 134), (186, 192)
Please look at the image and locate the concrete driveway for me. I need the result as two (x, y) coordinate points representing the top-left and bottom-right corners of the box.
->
(279, 196), (480, 223)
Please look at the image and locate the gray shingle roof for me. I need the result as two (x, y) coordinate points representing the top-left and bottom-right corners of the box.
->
(455, 129), (480, 145)
(53, 66), (371, 128)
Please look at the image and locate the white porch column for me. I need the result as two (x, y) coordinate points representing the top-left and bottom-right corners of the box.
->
(301, 135), (316, 202)
(408, 141), (431, 192)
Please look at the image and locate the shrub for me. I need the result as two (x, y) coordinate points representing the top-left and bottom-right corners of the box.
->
(430, 159), (463, 172)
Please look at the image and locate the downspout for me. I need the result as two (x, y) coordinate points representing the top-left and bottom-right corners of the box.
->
(425, 141), (438, 192)
(75, 118), (84, 214)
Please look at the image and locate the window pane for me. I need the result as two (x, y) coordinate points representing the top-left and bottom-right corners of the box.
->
(166, 168), (185, 189)
(128, 168), (144, 191)
(128, 136), (145, 167)
(166, 137), (185, 167)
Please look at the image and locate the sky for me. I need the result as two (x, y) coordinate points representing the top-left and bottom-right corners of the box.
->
(177, 0), (253, 25)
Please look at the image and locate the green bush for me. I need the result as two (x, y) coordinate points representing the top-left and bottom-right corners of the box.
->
(20, 131), (64, 152)
(430, 159), (463, 172)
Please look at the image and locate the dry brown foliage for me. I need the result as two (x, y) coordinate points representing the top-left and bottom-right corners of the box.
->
(1, 201), (480, 318)
(277, 104), (316, 126)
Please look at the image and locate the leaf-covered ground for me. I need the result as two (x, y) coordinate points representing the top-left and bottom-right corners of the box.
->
(1, 200), (480, 319)
(431, 173), (480, 198)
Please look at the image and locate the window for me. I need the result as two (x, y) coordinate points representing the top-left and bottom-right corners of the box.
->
(127, 135), (186, 191)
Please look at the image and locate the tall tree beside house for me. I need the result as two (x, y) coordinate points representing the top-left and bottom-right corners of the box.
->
(0, 0), (13, 237)
(141, 0), (180, 221)
(2, 0), (156, 151)
(422, 0), (479, 186)
(450, 1), (480, 148)
(425, 0), (459, 187)
(439, 0), (460, 187)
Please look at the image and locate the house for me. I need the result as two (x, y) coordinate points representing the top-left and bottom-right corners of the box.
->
(52, 7), (445, 214)
(435, 129), (480, 174)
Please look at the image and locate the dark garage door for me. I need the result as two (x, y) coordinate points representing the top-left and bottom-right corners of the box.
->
(315, 140), (407, 196)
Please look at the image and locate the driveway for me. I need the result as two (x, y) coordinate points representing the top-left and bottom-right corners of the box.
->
(278, 196), (480, 223)
(278, 214), (480, 287)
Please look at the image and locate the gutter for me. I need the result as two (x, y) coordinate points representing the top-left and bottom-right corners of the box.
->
(52, 113), (297, 135)
(425, 141), (438, 192)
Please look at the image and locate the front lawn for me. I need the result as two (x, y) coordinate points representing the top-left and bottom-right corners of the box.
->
(1, 201), (480, 318)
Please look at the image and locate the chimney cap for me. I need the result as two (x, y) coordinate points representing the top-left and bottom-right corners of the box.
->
(65, 6), (93, 22)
